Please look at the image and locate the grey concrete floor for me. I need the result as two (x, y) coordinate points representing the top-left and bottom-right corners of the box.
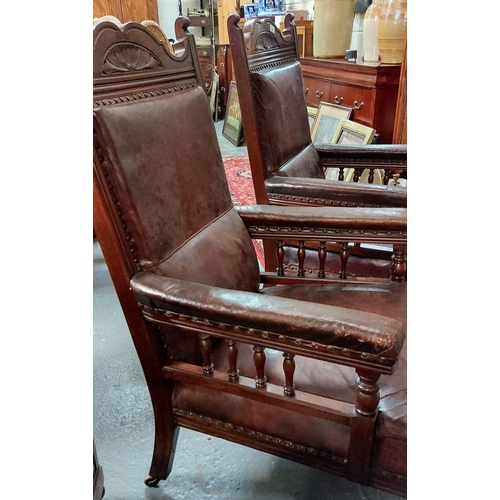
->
(93, 120), (404, 500)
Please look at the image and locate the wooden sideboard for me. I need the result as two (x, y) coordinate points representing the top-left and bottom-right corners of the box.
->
(93, 0), (158, 23)
(300, 57), (401, 144)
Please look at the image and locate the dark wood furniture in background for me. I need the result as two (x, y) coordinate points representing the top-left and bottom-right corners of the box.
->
(300, 57), (401, 144)
(280, 20), (313, 57)
(392, 40), (407, 144)
(93, 0), (158, 23)
(93, 18), (407, 498)
(186, 0), (217, 96)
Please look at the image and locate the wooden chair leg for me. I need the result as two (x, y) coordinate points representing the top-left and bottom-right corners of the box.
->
(347, 370), (381, 484)
(145, 380), (180, 486)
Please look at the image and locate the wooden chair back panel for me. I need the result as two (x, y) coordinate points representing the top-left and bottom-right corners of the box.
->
(94, 21), (261, 292)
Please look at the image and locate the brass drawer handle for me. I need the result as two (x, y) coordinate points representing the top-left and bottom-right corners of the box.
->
(315, 90), (324, 98)
(305, 87), (309, 94)
(353, 100), (364, 110)
(334, 95), (344, 104)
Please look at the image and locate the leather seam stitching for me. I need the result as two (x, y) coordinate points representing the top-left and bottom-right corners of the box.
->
(143, 206), (233, 269)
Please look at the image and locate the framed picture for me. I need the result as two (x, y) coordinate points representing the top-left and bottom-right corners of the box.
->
(310, 101), (352, 146)
(331, 119), (376, 145)
(244, 3), (259, 18)
(307, 106), (317, 130)
(257, 0), (286, 16)
(222, 82), (244, 146)
(327, 119), (381, 184)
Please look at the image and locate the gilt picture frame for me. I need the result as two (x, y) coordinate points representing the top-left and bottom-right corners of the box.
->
(326, 119), (381, 184)
(222, 82), (244, 146)
(307, 106), (317, 130)
(331, 118), (376, 145)
(310, 101), (353, 146)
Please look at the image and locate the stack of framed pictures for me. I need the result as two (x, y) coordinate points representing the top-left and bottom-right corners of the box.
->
(310, 101), (382, 184)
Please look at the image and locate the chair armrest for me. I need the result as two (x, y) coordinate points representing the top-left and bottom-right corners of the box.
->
(317, 144), (407, 165)
(235, 205), (406, 246)
(131, 272), (405, 373)
(265, 175), (407, 208)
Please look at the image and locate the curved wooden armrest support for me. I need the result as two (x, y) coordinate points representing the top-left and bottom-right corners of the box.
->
(130, 273), (405, 374)
(264, 176), (407, 208)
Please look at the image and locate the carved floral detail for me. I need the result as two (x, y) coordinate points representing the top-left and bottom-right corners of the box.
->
(103, 42), (163, 75)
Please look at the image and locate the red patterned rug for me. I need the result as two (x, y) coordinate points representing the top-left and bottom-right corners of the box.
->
(223, 155), (265, 266)
(223, 155), (256, 206)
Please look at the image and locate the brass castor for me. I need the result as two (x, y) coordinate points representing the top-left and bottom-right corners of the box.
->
(144, 476), (160, 487)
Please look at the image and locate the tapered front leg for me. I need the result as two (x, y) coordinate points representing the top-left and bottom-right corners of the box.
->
(145, 379), (180, 486)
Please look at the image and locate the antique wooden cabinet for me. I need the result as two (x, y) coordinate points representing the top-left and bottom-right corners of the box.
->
(300, 57), (401, 144)
(392, 41), (407, 144)
(187, 0), (217, 95)
(93, 0), (158, 23)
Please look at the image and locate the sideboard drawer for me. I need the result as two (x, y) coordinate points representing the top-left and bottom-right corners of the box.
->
(300, 58), (400, 143)
(303, 76), (331, 107)
(329, 83), (375, 126)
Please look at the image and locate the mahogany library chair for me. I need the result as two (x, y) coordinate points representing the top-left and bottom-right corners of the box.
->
(93, 18), (407, 498)
(227, 14), (407, 278)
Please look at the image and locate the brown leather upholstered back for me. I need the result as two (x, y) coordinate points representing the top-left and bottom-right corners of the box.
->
(249, 61), (323, 178)
(94, 61), (260, 292)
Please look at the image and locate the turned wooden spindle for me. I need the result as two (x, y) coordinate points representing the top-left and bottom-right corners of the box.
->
(253, 345), (267, 388)
(226, 339), (239, 381)
(367, 168), (375, 184)
(297, 240), (305, 277)
(199, 333), (214, 375)
(339, 243), (349, 279)
(355, 369), (380, 416)
(276, 240), (285, 276)
(383, 169), (390, 185)
(317, 241), (326, 278)
(338, 167), (345, 181)
(283, 352), (296, 396)
(391, 244), (407, 281)
(353, 168), (361, 183)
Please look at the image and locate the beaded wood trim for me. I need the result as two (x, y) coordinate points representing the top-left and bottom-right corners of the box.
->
(243, 225), (406, 246)
(173, 408), (348, 466)
(93, 83), (197, 108)
(93, 130), (141, 269)
(267, 193), (380, 207)
(140, 304), (399, 372)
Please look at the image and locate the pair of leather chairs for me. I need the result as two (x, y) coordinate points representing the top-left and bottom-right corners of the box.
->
(93, 17), (407, 498)
(227, 14), (407, 279)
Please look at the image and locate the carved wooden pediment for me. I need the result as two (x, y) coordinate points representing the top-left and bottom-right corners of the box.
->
(254, 32), (279, 51)
(102, 42), (163, 75)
